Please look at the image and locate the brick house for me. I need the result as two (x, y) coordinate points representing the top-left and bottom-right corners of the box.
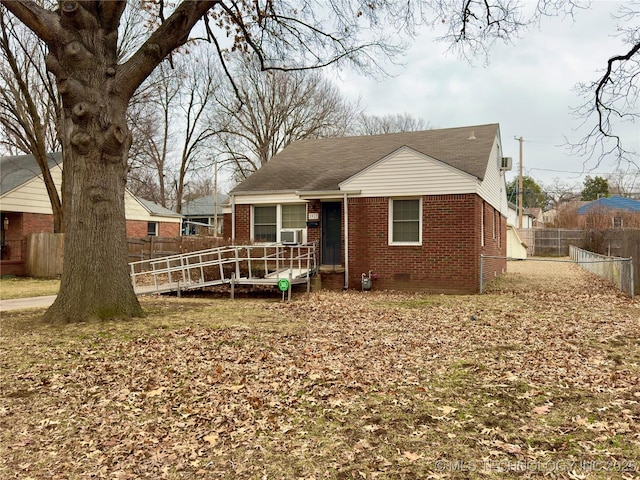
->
(1, 152), (182, 275)
(228, 123), (509, 293)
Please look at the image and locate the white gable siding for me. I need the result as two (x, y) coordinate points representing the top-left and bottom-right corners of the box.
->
(124, 192), (180, 223)
(0, 164), (63, 214)
(0, 164), (179, 223)
(339, 147), (478, 197)
(477, 139), (509, 216)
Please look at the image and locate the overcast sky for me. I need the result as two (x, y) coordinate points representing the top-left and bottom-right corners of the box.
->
(329, 0), (639, 192)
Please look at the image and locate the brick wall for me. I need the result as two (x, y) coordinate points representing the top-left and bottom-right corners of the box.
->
(347, 194), (506, 294)
(233, 204), (252, 243)
(125, 220), (180, 239)
(22, 213), (55, 236)
(231, 194), (507, 294)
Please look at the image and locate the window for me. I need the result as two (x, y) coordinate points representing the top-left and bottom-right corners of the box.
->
(253, 206), (277, 242)
(147, 222), (158, 236)
(282, 204), (306, 229)
(252, 204), (308, 243)
(613, 216), (623, 228)
(389, 198), (421, 244)
(492, 211), (497, 239)
(481, 204), (485, 247)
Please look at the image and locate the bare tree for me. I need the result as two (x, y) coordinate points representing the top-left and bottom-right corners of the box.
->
(127, 62), (179, 207)
(543, 178), (580, 210)
(215, 55), (358, 181)
(607, 167), (640, 197)
(353, 112), (430, 135)
(172, 55), (221, 213)
(127, 54), (221, 211)
(571, 3), (639, 166)
(0, 7), (63, 232)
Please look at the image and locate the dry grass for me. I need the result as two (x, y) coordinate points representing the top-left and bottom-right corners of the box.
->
(0, 276), (60, 300)
(1, 262), (639, 479)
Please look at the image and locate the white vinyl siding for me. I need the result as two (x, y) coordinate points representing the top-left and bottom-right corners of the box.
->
(340, 147), (477, 197)
(389, 198), (421, 245)
(0, 164), (63, 214)
(477, 139), (509, 216)
(340, 140), (509, 219)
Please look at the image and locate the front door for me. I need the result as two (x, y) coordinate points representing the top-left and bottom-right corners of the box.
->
(321, 202), (342, 265)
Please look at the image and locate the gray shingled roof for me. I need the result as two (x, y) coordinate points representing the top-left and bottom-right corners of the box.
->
(231, 123), (499, 194)
(137, 198), (183, 218)
(0, 152), (62, 196)
(182, 194), (228, 216)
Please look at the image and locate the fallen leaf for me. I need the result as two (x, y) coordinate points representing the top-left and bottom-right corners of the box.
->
(203, 433), (219, 446)
(533, 404), (552, 415)
(438, 405), (457, 415)
(402, 451), (421, 462)
(146, 387), (165, 397)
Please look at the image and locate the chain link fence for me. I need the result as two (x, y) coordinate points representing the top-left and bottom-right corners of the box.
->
(568, 245), (634, 298)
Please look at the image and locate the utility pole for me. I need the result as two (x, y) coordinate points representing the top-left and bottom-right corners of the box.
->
(516, 136), (524, 229)
(213, 158), (218, 237)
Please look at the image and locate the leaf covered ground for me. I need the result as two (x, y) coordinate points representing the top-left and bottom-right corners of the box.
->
(1, 261), (639, 479)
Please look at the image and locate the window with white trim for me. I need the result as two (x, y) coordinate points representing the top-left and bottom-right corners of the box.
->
(282, 204), (306, 229)
(253, 205), (277, 242)
(252, 204), (307, 242)
(389, 198), (421, 245)
(147, 222), (158, 236)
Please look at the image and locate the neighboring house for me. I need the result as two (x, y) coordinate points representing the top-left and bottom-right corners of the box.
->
(507, 202), (536, 229)
(181, 194), (228, 236)
(229, 123), (509, 294)
(577, 195), (640, 229)
(0, 152), (182, 275)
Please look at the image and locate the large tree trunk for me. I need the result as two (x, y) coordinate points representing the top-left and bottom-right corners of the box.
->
(37, 1), (143, 322)
(44, 114), (143, 322)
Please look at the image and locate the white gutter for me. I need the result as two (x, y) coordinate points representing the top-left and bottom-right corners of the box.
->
(297, 190), (360, 200)
(343, 192), (349, 290)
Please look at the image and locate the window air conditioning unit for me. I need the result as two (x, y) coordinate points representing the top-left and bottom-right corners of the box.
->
(500, 156), (513, 171)
(281, 229), (303, 244)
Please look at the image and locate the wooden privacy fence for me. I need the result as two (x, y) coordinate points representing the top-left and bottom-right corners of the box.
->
(27, 233), (64, 278)
(127, 236), (231, 262)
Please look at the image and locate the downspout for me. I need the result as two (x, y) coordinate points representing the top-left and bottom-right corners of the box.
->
(343, 192), (349, 290)
(231, 194), (236, 244)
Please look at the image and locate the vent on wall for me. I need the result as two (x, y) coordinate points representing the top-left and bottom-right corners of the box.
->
(500, 157), (513, 171)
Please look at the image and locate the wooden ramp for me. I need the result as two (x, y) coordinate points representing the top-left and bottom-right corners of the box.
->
(129, 243), (317, 299)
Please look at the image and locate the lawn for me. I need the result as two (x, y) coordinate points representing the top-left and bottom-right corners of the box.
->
(0, 276), (60, 300)
(1, 262), (639, 479)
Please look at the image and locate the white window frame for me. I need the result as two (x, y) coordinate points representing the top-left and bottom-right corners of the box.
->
(481, 203), (485, 247)
(252, 205), (278, 243)
(147, 221), (158, 237)
(251, 203), (307, 243)
(388, 198), (422, 246)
